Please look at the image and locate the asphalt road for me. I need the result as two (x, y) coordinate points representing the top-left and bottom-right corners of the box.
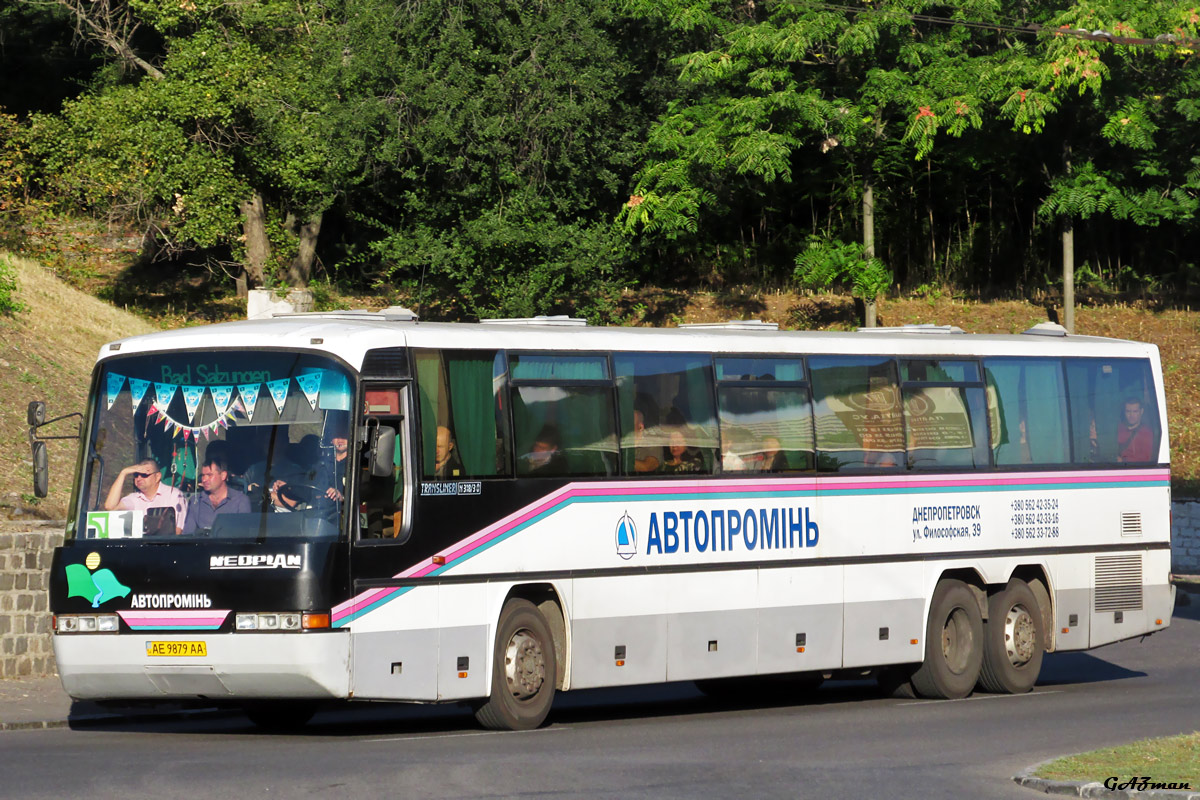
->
(3, 597), (1198, 800)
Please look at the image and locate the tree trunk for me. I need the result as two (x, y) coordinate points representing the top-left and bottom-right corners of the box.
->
(863, 174), (877, 328)
(286, 211), (323, 287)
(1061, 143), (1074, 334)
(1062, 219), (1075, 334)
(239, 191), (270, 296)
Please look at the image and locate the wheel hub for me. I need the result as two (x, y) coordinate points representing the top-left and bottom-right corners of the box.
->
(941, 607), (974, 674)
(1004, 604), (1036, 666)
(504, 628), (546, 700)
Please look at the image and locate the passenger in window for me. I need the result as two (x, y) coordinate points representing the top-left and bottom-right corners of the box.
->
(632, 410), (661, 473)
(324, 432), (350, 502)
(662, 428), (704, 474)
(1117, 398), (1154, 462)
(758, 435), (789, 473)
(102, 457), (187, 535)
(525, 425), (568, 476)
(184, 455), (251, 534)
(434, 425), (464, 479)
(720, 426), (752, 472)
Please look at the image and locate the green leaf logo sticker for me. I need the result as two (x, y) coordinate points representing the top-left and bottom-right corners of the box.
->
(65, 552), (131, 609)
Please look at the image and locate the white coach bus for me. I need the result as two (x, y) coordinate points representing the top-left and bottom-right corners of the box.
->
(33, 311), (1174, 730)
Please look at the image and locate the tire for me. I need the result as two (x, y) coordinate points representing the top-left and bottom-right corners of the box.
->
(474, 599), (557, 731)
(978, 580), (1045, 694)
(911, 580), (984, 700)
(243, 700), (317, 731)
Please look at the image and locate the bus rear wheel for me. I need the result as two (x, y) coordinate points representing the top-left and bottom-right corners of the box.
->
(978, 579), (1044, 694)
(474, 598), (557, 731)
(911, 579), (983, 700)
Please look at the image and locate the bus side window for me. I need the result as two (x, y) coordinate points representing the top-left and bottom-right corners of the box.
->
(714, 356), (813, 474)
(900, 359), (989, 470)
(414, 349), (512, 480)
(1066, 358), (1160, 465)
(809, 356), (904, 471)
(615, 352), (718, 476)
(510, 353), (618, 478)
(984, 358), (1069, 466)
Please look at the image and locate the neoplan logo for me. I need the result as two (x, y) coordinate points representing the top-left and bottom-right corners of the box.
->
(209, 554), (303, 570)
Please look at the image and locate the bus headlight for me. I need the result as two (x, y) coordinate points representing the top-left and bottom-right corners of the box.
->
(235, 612), (304, 631)
(54, 614), (119, 633)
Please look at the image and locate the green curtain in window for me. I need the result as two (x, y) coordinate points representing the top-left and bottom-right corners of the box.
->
(415, 352), (442, 476)
(511, 355), (606, 381)
(447, 355), (496, 476)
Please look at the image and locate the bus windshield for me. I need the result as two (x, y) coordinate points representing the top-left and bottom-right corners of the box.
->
(75, 351), (355, 540)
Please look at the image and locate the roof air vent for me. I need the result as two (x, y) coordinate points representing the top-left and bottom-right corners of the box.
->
(479, 315), (587, 326)
(856, 324), (964, 334)
(1022, 321), (1068, 337)
(678, 320), (780, 331)
(380, 306), (419, 322)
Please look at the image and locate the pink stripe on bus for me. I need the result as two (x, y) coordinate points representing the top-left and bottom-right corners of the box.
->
(331, 467), (1168, 621)
(117, 610), (229, 626)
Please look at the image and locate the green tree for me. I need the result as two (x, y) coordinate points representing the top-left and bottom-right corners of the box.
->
(620, 0), (1200, 318)
(618, 0), (1018, 324)
(24, 0), (372, 290)
(351, 1), (661, 320)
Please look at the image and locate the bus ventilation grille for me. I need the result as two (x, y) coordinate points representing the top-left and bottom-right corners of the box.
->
(1119, 512), (1143, 537)
(362, 348), (411, 379)
(1094, 554), (1143, 611)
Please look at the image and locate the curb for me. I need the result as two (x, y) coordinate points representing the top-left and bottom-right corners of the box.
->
(1014, 761), (1200, 799)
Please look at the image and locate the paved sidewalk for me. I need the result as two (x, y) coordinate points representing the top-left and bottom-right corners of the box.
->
(0, 676), (73, 731)
(0, 675), (227, 731)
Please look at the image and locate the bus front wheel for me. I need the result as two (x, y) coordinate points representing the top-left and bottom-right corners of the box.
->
(911, 579), (983, 700)
(474, 598), (557, 731)
(978, 580), (1044, 694)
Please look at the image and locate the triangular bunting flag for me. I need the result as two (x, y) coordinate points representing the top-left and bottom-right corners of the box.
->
(266, 378), (291, 415)
(210, 385), (233, 418)
(106, 373), (126, 410)
(129, 378), (150, 412)
(155, 383), (178, 410)
(181, 385), (205, 424)
(238, 383), (261, 422)
(295, 372), (323, 411)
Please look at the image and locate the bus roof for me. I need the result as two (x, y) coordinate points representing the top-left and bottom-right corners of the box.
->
(96, 313), (1160, 371)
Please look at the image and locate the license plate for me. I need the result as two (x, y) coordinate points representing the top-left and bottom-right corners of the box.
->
(145, 641), (207, 657)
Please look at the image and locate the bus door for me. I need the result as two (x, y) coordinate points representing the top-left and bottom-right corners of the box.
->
(346, 382), (430, 699)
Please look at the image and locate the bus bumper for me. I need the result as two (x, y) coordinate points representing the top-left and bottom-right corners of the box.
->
(54, 632), (350, 701)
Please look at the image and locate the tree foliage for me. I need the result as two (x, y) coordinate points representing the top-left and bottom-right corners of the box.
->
(3, 0), (1200, 311)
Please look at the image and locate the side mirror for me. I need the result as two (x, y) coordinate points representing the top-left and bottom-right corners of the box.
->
(27, 400), (45, 427)
(31, 440), (48, 498)
(371, 427), (397, 477)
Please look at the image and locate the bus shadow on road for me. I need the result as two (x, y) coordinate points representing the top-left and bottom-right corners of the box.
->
(1035, 651), (1146, 687)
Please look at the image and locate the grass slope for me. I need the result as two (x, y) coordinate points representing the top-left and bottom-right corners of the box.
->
(0, 253), (156, 518)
